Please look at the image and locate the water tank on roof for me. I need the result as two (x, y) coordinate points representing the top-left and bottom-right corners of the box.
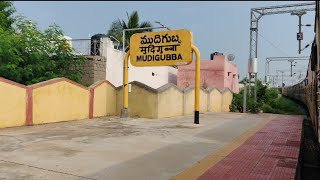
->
(210, 52), (224, 60)
(91, 34), (107, 56)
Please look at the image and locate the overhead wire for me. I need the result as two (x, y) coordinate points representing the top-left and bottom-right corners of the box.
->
(258, 32), (311, 84)
(257, 32), (290, 56)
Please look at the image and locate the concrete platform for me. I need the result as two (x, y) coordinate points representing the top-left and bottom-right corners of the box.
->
(0, 112), (300, 180)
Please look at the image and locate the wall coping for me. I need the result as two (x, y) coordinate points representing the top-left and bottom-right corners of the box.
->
(0, 77), (27, 89)
(28, 77), (88, 90)
(114, 80), (234, 95)
(206, 87), (232, 94)
(207, 87), (222, 93)
(89, 80), (116, 89)
(0, 76), (234, 95)
(184, 86), (208, 93)
(116, 81), (158, 93)
(157, 83), (183, 93)
(221, 87), (233, 94)
(84, 55), (106, 60)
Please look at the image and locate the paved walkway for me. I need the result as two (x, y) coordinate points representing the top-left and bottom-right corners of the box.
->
(0, 113), (303, 180)
(0, 112), (269, 180)
(190, 115), (303, 180)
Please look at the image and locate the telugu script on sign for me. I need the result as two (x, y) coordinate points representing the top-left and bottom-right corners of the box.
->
(130, 29), (192, 67)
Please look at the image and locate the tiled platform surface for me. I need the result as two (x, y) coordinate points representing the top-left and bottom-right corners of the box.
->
(198, 115), (303, 180)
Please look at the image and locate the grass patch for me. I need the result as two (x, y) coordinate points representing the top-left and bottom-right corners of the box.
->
(230, 79), (307, 115)
(262, 96), (306, 115)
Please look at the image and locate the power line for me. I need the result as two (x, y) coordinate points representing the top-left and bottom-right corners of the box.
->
(257, 32), (290, 56)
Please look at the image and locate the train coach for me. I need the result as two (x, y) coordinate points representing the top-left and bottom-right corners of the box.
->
(282, 1), (319, 137)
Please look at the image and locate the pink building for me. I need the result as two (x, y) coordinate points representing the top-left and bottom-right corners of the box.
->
(177, 54), (240, 93)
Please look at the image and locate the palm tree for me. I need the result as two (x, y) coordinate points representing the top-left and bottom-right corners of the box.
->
(107, 11), (152, 51)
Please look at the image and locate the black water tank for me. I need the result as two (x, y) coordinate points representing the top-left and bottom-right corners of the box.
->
(210, 52), (224, 60)
(210, 53), (214, 60)
(91, 34), (107, 56)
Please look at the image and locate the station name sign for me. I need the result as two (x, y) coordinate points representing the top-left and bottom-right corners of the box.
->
(130, 29), (192, 67)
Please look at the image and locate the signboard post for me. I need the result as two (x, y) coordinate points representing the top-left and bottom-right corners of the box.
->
(121, 29), (201, 124)
(191, 44), (200, 124)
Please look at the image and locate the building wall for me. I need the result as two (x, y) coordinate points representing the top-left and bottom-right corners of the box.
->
(77, 37), (239, 115)
(0, 78), (27, 128)
(168, 67), (178, 85)
(103, 38), (124, 87)
(116, 82), (158, 118)
(116, 88), (123, 116)
(224, 59), (240, 93)
(101, 38), (178, 89)
(31, 79), (90, 125)
(116, 82), (231, 118)
(0, 77), (233, 128)
(221, 89), (233, 112)
(208, 88), (222, 112)
(81, 56), (106, 86)
(177, 55), (240, 93)
(91, 80), (117, 117)
(157, 85), (183, 118)
(183, 88), (209, 115)
(128, 84), (158, 118)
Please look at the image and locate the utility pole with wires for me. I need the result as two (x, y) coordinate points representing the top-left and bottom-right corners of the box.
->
(244, 2), (315, 109)
(265, 56), (308, 83)
(291, 11), (306, 54)
(276, 70), (285, 89)
(288, 59), (297, 77)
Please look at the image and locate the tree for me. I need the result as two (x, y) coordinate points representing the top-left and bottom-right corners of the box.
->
(106, 11), (152, 50)
(239, 77), (248, 84)
(230, 79), (282, 113)
(0, 1), (15, 31)
(0, 15), (85, 85)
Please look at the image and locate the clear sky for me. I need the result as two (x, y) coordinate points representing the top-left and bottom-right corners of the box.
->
(13, 1), (315, 85)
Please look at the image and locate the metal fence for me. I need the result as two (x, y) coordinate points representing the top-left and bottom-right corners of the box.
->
(70, 39), (103, 56)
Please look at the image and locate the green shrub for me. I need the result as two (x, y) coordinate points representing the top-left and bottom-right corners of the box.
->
(0, 3), (85, 85)
(271, 96), (305, 115)
(262, 104), (273, 113)
(264, 88), (280, 104)
(247, 97), (262, 113)
(230, 91), (244, 112)
(230, 79), (305, 115)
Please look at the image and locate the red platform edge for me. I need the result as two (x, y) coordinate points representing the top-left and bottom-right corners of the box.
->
(198, 115), (303, 180)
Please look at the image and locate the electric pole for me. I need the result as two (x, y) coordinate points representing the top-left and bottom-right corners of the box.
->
(291, 11), (307, 54)
(244, 2), (314, 114)
(288, 60), (297, 77)
(277, 70), (285, 90)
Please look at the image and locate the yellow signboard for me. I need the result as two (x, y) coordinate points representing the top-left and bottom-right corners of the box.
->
(129, 29), (192, 67)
